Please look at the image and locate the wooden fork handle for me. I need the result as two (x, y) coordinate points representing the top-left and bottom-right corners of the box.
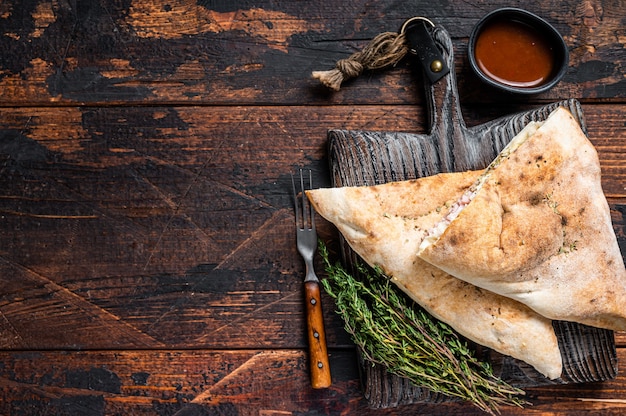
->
(304, 281), (332, 388)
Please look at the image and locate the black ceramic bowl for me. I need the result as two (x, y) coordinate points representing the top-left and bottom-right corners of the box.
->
(468, 8), (569, 94)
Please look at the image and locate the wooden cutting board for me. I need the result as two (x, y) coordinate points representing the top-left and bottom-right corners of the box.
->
(327, 26), (618, 408)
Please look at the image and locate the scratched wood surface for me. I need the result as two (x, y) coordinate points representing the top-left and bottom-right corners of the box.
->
(0, 0), (625, 415)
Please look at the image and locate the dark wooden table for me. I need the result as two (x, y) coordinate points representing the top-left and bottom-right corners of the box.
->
(1, 1), (625, 415)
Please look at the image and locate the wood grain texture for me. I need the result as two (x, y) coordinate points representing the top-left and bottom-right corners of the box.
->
(0, 0), (624, 106)
(0, 349), (626, 416)
(1, 0), (625, 414)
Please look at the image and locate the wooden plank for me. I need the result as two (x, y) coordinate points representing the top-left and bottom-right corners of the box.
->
(1, 104), (626, 350)
(0, 348), (625, 415)
(0, 104), (624, 191)
(0, 0), (624, 106)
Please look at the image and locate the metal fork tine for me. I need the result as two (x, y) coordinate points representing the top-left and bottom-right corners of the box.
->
(300, 169), (309, 229)
(307, 169), (315, 230)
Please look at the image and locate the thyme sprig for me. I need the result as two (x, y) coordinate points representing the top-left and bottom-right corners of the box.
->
(318, 241), (527, 415)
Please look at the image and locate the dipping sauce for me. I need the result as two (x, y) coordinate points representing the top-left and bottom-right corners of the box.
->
(474, 19), (555, 88)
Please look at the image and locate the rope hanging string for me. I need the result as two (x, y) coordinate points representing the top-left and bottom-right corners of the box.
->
(312, 32), (410, 91)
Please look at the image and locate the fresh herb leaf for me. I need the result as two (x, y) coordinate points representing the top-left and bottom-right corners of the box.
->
(318, 241), (527, 415)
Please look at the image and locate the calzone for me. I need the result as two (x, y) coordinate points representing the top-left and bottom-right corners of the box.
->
(418, 107), (626, 331)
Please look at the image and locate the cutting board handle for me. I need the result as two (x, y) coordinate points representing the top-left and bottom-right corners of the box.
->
(422, 26), (474, 172)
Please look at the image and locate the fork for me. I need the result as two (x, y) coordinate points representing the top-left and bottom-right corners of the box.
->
(292, 169), (332, 389)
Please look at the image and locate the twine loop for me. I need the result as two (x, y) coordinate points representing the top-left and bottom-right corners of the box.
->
(312, 17), (438, 91)
(312, 31), (409, 91)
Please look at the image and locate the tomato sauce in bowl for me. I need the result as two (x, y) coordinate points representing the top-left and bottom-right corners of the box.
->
(468, 8), (569, 94)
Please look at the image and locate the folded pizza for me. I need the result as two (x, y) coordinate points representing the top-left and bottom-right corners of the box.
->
(418, 107), (626, 331)
(306, 171), (563, 379)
